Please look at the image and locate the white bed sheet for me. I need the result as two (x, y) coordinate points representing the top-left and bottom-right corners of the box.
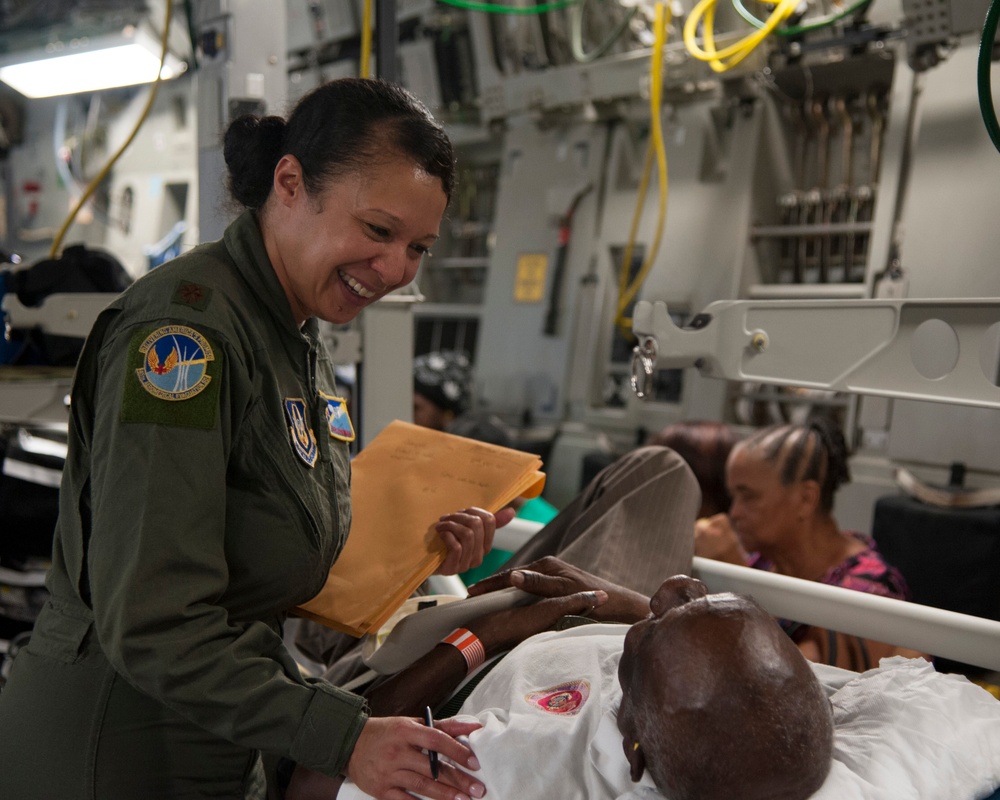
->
(814, 657), (1000, 800)
(337, 627), (1000, 800)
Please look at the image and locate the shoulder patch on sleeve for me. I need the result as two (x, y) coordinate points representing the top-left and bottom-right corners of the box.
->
(172, 280), (213, 311)
(120, 325), (222, 429)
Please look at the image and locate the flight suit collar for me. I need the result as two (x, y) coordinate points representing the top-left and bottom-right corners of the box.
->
(224, 210), (306, 341)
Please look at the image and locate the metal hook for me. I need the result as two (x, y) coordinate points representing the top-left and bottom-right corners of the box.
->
(630, 337), (658, 400)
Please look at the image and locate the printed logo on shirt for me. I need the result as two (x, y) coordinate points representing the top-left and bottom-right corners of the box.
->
(525, 680), (590, 716)
(284, 398), (318, 467)
(319, 393), (355, 442)
(136, 325), (214, 401)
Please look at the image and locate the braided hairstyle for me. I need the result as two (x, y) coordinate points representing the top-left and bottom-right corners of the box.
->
(739, 415), (851, 513)
(223, 78), (455, 211)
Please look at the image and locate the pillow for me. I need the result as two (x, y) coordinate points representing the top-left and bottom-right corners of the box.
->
(812, 657), (1000, 800)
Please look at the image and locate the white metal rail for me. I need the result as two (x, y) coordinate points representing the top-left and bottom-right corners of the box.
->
(692, 556), (1000, 672)
(485, 517), (1000, 671)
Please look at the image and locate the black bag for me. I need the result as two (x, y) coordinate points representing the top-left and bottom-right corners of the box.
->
(5, 244), (132, 366)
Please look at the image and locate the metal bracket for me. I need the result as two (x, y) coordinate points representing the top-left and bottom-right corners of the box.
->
(631, 298), (1000, 409)
(0, 368), (73, 425)
(3, 293), (110, 339)
(630, 336), (657, 399)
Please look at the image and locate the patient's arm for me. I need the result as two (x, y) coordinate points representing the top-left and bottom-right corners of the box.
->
(364, 639), (469, 717)
(286, 592), (605, 800)
(365, 587), (608, 716)
(467, 556), (650, 623)
(285, 769), (344, 800)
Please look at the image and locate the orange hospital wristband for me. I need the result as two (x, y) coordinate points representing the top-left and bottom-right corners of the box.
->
(442, 628), (486, 673)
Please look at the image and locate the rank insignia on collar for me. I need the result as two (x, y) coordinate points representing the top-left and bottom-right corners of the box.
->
(136, 325), (214, 401)
(525, 680), (590, 716)
(320, 392), (355, 442)
(284, 398), (318, 467)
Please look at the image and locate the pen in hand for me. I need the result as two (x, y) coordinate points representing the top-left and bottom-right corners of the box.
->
(423, 706), (439, 779)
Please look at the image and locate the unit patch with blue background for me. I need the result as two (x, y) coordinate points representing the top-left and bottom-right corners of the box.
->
(320, 392), (355, 442)
(120, 325), (221, 429)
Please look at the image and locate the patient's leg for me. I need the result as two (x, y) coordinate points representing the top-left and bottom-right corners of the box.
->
(298, 446), (699, 685)
(503, 446), (700, 597)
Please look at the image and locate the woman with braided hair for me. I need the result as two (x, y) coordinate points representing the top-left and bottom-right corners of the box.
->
(694, 415), (920, 671)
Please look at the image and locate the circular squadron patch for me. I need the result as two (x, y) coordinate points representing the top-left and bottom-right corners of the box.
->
(136, 325), (214, 401)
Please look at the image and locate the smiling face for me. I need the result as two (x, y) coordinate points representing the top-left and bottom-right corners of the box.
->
(616, 576), (833, 800)
(263, 152), (448, 326)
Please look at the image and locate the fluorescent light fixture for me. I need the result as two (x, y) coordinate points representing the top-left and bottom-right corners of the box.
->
(0, 27), (185, 99)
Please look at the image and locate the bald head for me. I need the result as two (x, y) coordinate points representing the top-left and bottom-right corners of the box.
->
(617, 578), (833, 800)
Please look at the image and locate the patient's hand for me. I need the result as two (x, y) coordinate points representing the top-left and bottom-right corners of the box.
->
(469, 585), (610, 654)
(694, 513), (749, 565)
(467, 556), (650, 624)
(434, 506), (516, 575)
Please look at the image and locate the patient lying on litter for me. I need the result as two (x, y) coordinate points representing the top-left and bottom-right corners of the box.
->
(285, 559), (835, 800)
(285, 558), (1000, 800)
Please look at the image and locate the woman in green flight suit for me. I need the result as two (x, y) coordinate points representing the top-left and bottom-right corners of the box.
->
(0, 78), (505, 800)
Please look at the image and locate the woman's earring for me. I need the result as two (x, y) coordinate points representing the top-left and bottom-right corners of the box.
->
(633, 742), (640, 751)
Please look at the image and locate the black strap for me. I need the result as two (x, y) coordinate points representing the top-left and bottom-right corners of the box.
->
(435, 655), (505, 719)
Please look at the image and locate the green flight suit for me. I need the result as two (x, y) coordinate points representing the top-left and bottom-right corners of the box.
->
(0, 212), (368, 798)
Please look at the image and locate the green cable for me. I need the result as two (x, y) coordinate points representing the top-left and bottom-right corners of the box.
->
(731, 0), (871, 36)
(570, 0), (638, 63)
(979, 0), (1000, 154)
(731, 0), (771, 29)
(436, 0), (579, 14)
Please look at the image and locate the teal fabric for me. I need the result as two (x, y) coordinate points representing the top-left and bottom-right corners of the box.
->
(518, 495), (559, 523)
(460, 496), (559, 585)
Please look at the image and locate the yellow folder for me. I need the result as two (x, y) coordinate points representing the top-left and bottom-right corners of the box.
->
(294, 420), (545, 637)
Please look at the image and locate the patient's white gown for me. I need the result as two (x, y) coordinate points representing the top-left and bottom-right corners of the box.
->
(338, 624), (1000, 800)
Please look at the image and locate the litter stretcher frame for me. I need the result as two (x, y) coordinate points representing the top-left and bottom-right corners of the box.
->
(494, 518), (1000, 672)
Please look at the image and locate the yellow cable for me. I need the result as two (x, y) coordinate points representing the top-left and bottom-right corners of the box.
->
(626, 8), (669, 312)
(615, 2), (670, 336)
(616, 140), (654, 331)
(689, 0), (795, 60)
(360, 0), (373, 78)
(49, 1), (173, 258)
(694, 0), (797, 69)
(684, 0), (798, 73)
(615, 2), (666, 331)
